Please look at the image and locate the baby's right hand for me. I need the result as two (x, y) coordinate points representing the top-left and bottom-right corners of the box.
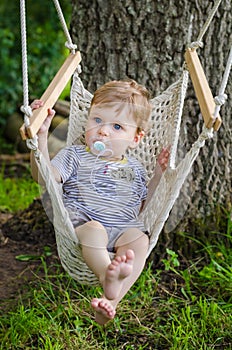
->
(30, 99), (55, 135)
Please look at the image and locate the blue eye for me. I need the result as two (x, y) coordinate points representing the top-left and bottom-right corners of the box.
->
(95, 117), (102, 124)
(113, 124), (121, 130)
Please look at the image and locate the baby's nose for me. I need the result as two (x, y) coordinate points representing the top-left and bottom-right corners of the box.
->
(98, 124), (110, 136)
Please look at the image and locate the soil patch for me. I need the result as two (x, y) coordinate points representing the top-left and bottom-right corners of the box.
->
(0, 199), (58, 312)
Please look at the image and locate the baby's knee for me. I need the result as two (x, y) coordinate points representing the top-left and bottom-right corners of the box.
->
(75, 220), (108, 246)
(116, 228), (149, 250)
(130, 230), (149, 249)
(139, 233), (149, 249)
(86, 220), (105, 230)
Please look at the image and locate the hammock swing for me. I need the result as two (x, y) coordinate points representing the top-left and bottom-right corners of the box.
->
(20, 0), (231, 286)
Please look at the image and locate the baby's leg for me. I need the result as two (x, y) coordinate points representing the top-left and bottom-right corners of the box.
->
(91, 298), (116, 325)
(92, 228), (149, 324)
(75, 221), (111, 285)
(91, 250), (135, 325)
(113, 229), (149, 306)
(103, 249), (134, 300)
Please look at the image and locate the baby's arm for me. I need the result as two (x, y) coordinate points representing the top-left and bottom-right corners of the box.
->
(144, 147), (170, 209)
(30, 100), (62, 184)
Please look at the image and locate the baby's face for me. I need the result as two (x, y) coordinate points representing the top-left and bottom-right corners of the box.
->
(85, 103), (140, 160)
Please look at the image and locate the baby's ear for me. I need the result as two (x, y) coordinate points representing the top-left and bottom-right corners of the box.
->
(130, 131), (145, 149)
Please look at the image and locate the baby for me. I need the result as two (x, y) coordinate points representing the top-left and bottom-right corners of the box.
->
(31, 79), (169, 325)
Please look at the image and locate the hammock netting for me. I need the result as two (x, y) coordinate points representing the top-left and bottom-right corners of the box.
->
(35, 67), (213, 285)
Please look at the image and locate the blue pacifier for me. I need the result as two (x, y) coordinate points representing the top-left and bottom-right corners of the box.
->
(93, 141), (106, 152)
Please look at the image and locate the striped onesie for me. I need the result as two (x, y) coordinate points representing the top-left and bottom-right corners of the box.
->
(51, 145), (148, 251)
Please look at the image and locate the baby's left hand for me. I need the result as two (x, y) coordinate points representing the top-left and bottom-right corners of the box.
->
(30, 99), (44, 111)
(30, 99), (55, 135)
(157, 147), (170, 172)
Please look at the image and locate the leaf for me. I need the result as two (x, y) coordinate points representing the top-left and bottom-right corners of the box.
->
(15, 254), (40, 262)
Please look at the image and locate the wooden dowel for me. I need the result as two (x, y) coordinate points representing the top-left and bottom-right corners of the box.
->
(185, 48), (222, 131)
(20, 51), (81, 140)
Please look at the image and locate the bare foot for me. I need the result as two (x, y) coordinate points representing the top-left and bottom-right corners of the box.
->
(91, 298), (116, 325)
(103, 249), (134, 300)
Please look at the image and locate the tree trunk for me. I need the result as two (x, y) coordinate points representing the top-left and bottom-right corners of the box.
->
(70, 0), (232, 229)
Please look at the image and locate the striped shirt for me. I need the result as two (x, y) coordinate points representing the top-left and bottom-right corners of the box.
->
(51, 145), (147, 230)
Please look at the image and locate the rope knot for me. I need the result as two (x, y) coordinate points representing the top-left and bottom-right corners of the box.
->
(20, 105), (32, 117)
(214, 93), (227, 106)
(65, 41), (77, 52)
(76, 64), (82, 74)
(189, 41), (204, 49)
(201, 125), (214, 140)
(26, 136), (38, 151)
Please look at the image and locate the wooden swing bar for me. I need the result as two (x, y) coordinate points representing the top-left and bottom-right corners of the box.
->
(20, 51), (81, 140)
(185, 48), (222, 131)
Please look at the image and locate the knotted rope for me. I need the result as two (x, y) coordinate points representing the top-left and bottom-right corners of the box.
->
(20, 0), (78, 150)
(213, 46), (232, 119)
(190, 0), (223, 50)
(52, 0), (77, 53)
(20, 0), (29, 111)
(20, 0), (38, 150)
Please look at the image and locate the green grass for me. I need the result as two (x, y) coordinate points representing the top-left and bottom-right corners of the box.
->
(0, 166), (40, 212)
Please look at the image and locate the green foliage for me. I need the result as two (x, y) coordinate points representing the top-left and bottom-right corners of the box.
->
(0, 166), (40, 212)
(0, 28), (21, 118)
(16, 246), (53, 262)
(162, 248), (180, 272)
(0, 0), (71, 127)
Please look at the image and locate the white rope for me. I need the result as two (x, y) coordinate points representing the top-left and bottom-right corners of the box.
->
(214, 45), (232, 119)
(20, 0), (31, 118)
(169, 70), (189, 169)
(190, 0), (223, 49)
(197, 0), (223, 44)
(20, 105), (32, 126)
(20, 0), (38, 150)
(52, 0), (77, 54)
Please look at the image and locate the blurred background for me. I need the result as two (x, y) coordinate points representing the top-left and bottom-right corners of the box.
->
(0, 0), (71, 154)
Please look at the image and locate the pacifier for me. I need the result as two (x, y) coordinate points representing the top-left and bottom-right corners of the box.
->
(91, 140), (113, 157)
(93, 141), (106, 152)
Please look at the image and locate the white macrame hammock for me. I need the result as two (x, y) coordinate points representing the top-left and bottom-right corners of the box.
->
(19, 0), (231, 285)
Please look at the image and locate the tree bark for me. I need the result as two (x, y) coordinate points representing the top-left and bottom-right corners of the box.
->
(70, 0), (232, 227)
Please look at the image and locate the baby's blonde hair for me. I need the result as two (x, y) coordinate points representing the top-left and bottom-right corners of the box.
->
(90, 79), (152, 133)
